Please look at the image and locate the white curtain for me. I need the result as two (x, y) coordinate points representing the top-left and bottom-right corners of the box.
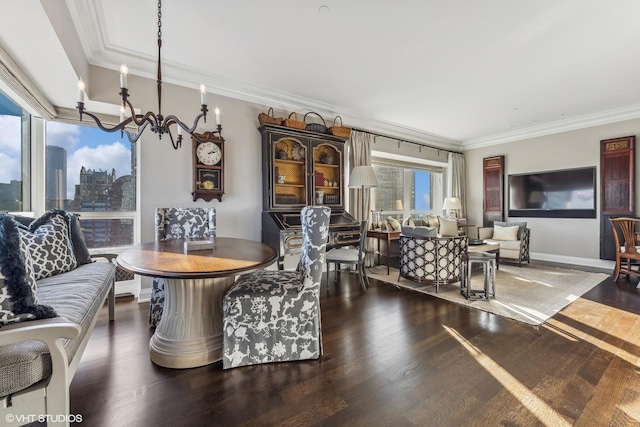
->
(447, 152), (466, 218)
(348, 131), (373, 221)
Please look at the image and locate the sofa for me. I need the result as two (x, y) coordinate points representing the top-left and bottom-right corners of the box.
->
(0, 210), (115, 426)
(398, 229), (468, 291)
(478, 221), (531, 267)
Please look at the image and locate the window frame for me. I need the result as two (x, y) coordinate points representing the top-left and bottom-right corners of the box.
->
(371, 150), (447, 219)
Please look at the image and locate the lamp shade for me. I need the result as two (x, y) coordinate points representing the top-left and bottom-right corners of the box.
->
(443, 197), (462, 210)
(348, 166), (378, 188)
(394, 199), (404, 210)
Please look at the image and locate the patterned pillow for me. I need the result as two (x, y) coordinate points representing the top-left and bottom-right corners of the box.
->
(13, 213), (92, 265)
(0, 214), (57, 325)
(17, 209), (78, 280)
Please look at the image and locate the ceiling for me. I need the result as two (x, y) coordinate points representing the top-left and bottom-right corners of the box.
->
(3, 0), (640, 150)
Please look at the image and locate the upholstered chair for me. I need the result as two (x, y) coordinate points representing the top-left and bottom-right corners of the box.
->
(222, 206), (331, 369)
(149, 207), (216, 327)
(325, 220), (369, 291)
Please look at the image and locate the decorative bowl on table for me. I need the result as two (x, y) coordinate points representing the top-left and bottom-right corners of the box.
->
(469, 239), (485, 245)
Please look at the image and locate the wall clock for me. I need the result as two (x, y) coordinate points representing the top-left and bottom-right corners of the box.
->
(192, 130), (225, 202)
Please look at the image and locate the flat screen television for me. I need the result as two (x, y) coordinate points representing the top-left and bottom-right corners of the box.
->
(508, 167), (596, 218)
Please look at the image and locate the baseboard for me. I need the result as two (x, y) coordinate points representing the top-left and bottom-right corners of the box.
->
(530, 252), (614, 272)
(115, 280), (140, 298)
(138, 288), (151, 303)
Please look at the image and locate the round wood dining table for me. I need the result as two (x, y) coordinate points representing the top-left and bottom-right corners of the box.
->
(116, 237), (277, 369)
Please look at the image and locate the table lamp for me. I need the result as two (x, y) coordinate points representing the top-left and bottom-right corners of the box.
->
(349, 166), (378, 221)
(443, 197), (462, 219)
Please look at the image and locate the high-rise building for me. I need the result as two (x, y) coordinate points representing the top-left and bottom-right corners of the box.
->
(46, 145), (67, 209)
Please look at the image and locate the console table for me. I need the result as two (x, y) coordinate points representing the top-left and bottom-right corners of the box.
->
(367, 230), (400, 274)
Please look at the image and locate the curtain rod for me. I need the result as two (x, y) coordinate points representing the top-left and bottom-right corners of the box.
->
(351, 127), (462, 155)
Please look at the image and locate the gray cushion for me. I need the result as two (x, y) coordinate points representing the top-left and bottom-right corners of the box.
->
(494, 221), (527, 239)
(0, 261), (115, 397)
(401, 225), (438, 238)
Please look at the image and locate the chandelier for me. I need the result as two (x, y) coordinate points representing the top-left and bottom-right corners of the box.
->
(76, 0), (220, 149)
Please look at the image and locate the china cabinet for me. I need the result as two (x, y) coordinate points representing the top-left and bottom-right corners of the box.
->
(259, 124), (359, 269)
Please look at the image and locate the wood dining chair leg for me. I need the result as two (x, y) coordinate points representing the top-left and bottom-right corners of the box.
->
(613, 256), (621, 281)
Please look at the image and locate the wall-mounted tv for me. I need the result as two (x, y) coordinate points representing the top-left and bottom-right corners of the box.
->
(508, 167), (597, 218)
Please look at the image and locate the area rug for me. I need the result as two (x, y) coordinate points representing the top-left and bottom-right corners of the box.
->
(367, 264), (608, 326)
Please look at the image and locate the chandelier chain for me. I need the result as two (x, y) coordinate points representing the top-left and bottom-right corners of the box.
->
(157, 0), (162, 40)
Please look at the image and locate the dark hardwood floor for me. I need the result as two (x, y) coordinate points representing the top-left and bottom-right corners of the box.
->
(69, 264), (640, 427)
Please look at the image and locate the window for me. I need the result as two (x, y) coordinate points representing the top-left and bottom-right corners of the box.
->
(371, 162), (443, 219)
(0, 90), (30, 212)
(45, 122), (137, 249)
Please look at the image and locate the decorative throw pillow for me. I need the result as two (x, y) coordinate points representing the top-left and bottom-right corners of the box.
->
(0, 214), (57, 325)
(492, 224), (519, 241)
(494, 221), (527, 239)
(427, 214), (440, 231)
(17, 209), (78, 280)
(386, 217), (401, 232)
(438, 216), (459, 237)
(13, 213), (92, 265)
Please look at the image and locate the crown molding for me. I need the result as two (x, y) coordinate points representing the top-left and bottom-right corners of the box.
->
(463, 103), (640, 150)
(87, 42), (464, 151)
(66, 0), (462, 152)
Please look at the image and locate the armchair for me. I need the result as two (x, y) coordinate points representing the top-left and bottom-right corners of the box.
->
(478, 222), (530, 267)
(398, 231), (468, 292)
(149, 207), (216, 327)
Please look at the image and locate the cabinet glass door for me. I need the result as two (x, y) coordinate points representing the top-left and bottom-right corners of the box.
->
(312, 142), (342, 207)
(272, 137), (307, 208)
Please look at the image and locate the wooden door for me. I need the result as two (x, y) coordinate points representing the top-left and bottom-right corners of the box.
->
(600, 136), (635, 260)
(483, 156), (505, 227)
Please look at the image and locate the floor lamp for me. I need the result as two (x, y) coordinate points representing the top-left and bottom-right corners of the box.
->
(348, 166), (378, 222)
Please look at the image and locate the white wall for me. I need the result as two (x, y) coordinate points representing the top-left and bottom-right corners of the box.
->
(89, 66), (267, 246)
(464, 119), (640, 267)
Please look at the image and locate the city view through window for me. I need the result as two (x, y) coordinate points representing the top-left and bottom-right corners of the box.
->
(45, 122), (136, 248)
(0, 90), (137, 250)
(372, 164), (440, 217)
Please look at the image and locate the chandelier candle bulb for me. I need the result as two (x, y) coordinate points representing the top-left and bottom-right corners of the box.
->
(120, 105), (125, 123)
(215, 107), (220, 125)
(77, 79), (85, 103)
(120, 64), (128, 89)
(177, 125), (182, 136)
(200, 84), (207, 105)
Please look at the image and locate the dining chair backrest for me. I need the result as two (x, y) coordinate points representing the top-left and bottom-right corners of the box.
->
(155, 207), (216, 241)
(610, 217), (640, 254)
(299, 206), (331, 287)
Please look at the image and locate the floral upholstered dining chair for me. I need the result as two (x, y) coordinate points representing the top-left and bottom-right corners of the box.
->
(222, 205), (331, 369)
(149, 207), (216, 327)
